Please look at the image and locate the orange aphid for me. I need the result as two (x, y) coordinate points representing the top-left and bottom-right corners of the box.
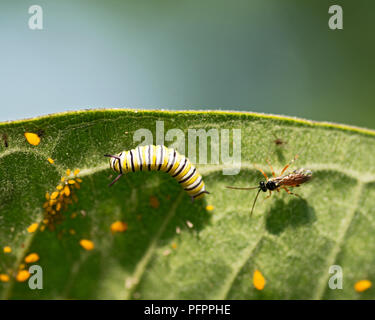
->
(16, 270), (31, 282)
(0, 274), (10, 282)
(3, 246), (11, 253)
(110, 221), (128, 233)
(27, 223), (38, 233)
(354, 280), (372, 292)
(150, 196), (160, 209)
(80, 239), (94, 251)
(253, 269), (266, 290)
(56, 202), (61, 211)
(47, 158), (54, 164)
(24, 132), (40, 146)
(63, 185), (70, 196)
(50, 191), (59, 200)
(24, 253), (40, 264)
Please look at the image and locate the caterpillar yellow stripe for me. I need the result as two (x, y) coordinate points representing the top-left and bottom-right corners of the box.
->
(105, 145), (209, 200)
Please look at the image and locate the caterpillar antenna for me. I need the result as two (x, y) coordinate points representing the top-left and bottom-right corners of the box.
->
(108, 174), (123, 187)
(104, 154), (121, 160)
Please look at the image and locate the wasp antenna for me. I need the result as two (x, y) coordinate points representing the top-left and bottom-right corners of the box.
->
(250, 188), (262, 217)
(226, 186), (259, 190)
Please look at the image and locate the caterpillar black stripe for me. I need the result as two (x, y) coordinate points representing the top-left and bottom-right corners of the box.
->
(105, 145), (209, 200)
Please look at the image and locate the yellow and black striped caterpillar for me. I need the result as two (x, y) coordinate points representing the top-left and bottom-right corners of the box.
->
(105, 145), (209, 200)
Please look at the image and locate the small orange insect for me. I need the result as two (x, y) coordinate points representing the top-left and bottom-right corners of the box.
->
(272, 133), (287, 147)
(2, 133), (8, 148)
(274, 138), (286, 146)
(226, 155), (312, 216)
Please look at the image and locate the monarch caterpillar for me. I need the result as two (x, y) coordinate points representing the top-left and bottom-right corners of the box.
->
(105, 145), (209, 200)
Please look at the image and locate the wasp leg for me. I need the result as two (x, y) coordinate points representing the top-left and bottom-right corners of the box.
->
(254, 164), (269, 180)
(282, 186), (301, 198)
(266, 159), (276, 178)
(264, 190), (272, 200)
(280, 154), (299, 175)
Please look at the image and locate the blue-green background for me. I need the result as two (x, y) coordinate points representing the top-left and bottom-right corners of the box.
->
(1, 0), (374, 128)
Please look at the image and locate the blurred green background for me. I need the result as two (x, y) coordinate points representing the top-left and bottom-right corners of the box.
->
(0, 0), (374, 128)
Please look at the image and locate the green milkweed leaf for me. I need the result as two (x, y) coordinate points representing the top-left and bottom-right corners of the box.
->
(0, 110), (374, 299)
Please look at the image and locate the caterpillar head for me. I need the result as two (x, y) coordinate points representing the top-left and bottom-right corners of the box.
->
(104, 154), (121, 173)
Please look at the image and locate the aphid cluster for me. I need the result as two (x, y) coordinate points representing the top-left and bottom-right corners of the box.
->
(0, 247), (41, 283)
(42, 169), (82, 230)
(227, 155), (312, 216)
(105, 145), (209, 200)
